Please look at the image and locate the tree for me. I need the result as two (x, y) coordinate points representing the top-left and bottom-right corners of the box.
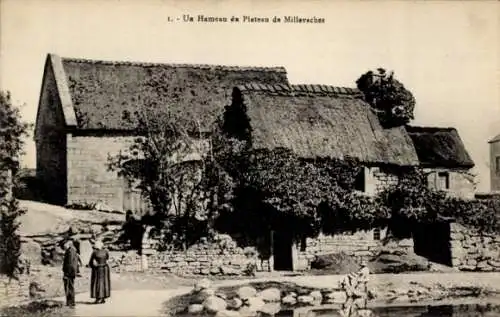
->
(108, 71), (231, 251)
(356, 68), (416, 127)
(0, 91), (29, 278)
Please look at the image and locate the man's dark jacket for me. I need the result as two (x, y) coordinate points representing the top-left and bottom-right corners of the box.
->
(63, 246), (79, 278)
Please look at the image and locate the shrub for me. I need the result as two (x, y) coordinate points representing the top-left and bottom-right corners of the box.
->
(0, 91), (29, 278)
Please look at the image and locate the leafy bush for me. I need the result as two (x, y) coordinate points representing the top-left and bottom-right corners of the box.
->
(0, 91), (30, 278)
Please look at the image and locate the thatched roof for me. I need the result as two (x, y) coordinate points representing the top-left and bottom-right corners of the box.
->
(233, 84), (420, 166)
(43, 54), (289, 131)
(405, 126), (474, 168)
(489, 134), (500, 143)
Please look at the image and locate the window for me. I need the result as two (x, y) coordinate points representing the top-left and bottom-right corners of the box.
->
(354, 168), (366, 192)
(437, 172), (450, 190)
(373, 228), (381, 241)
(496, 156), (500, 174)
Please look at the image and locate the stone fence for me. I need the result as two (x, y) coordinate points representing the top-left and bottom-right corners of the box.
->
(110, 233), (259, 276)
(0, 273), (30, 308)
(450, 223), (500, 272)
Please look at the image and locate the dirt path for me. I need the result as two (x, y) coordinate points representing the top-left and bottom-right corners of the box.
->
(52, 272), (500, 317)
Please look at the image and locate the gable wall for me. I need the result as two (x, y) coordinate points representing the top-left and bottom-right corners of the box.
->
(66, 134), (135, 211)
(424, 168), (475, 199)
(491, 140), (500, 192)
(35, 63), (68, 205)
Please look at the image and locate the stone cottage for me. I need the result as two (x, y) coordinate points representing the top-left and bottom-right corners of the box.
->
(490, 133), (500, 192)
(34, 54), (289, 212)
(406, 126), (476, 199)
(222, 84), (476, 270)
(34, 54), (478, 272)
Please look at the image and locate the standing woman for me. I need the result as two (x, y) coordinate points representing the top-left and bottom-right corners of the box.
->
(88, 240), (111, 304)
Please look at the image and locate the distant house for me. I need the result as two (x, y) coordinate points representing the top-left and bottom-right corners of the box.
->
(489, 134), (500, 192)
(34, 53), (475, 216)
(34, 54), (289, 212)
(406, 126), (476, 199)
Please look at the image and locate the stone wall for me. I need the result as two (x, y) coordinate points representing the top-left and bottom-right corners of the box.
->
(66, 135), (135, 212)
(0, 273), (30, 307)
(111, 234), (257, 276)
(35, 60), (68, 206)
(450, 223), (500, 272)
(294, 229), (414, 271)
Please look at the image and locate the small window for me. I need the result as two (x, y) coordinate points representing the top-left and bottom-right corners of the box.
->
(437, 172), (450, 190)
(496, 156), (500, 174)
(354, 168), (365, 192)
(373, 228), (381, 241)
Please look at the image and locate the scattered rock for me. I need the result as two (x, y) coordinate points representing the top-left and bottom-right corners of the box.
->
(227, 297), (243, 310)
(203, 295), (227, 314)
(281, 295), (297, 305)
(260, 302), (281, 315)
(237, 286), (257, 300)
(193, 288), (215, 304)
(309, 290), (322, 301)
(194, 278), (211, 292)
(245, 297), (265, 312)
(257, 287), (281, 302)
(325, 291), (347, 304)
(215, 310), (241, 317)
(297, 295), (314, 305)
(210, 267), (222, 275)
(187, 304), (204, 314)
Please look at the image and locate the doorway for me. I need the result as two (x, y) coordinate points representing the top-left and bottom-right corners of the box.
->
(413, 222), (452, 266)
(272, 231), (293, 271)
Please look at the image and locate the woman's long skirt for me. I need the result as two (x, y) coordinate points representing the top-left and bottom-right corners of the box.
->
(90, 265), (111, 299)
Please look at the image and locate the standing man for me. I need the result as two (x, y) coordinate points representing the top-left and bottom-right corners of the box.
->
(62, 239), (79, 307)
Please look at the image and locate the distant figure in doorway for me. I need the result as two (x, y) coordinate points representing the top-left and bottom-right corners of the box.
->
(62, 239), (79, 307)
(89, 240), (111, 304)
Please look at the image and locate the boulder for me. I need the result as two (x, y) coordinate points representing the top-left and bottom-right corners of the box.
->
(215, 310), (241, 317)
(227, 297), (243, 309)
(325, 291), (347, 304)
(187, 304), (204, 314)
(221, 266), (239, 276)
(245, 297), (265, 311)
(297, 295), (314, 305)
(257, 287), (281, 302)
(237, 286), (257, 300)
(193, 288), (215, 304)
(260, 302), (281, 315)
(203, 295), (227, 313)
(194, 278), (211, 292)
(309, 290), (322, 301)
(282, 295), (297, 305)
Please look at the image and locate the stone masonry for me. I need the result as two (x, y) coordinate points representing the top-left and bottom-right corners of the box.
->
(110, 234), (256, 276)
(450, 223), (500, 272)
(66, 135), (135, 212)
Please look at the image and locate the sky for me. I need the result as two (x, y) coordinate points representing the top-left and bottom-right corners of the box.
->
(1, 0), (499, 192)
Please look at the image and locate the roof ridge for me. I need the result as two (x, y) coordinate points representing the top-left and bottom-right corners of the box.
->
(60, 55), (287, 73)
(237, 83), (362, 96)
(406, 125), (458, 133)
